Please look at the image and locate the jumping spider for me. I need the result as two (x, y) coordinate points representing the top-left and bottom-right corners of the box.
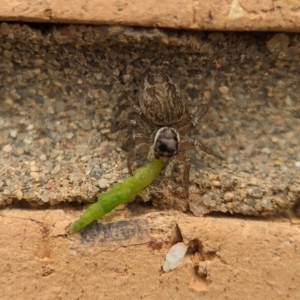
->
(120, 70), (222, 198)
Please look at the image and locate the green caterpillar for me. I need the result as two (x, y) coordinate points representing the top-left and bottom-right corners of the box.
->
(70, 159), (164, 233)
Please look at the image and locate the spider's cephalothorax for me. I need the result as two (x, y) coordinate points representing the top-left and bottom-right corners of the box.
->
(153, 127), (180, 158)
(121, 70), (223, 198)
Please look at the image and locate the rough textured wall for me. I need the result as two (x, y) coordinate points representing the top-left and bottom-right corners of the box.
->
(1, 24), (300, 218)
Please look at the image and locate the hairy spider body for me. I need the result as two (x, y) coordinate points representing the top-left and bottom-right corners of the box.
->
(139, 71), (185, 126)
(122, 70), (222, 197)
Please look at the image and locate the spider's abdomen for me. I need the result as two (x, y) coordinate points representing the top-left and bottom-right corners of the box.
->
(139, 71), (185, 126)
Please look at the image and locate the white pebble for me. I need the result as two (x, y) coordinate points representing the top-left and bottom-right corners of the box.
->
(295, 161), (300, 168)
(40, 154), (47, 161)
(47, 106), (55, 114)
(10, 129), (18, 138)
(212, 180), (221, 187)
(2, 144), (12, 152)
(67, 132), (74, 139)
(189, 204), (207, 217)
(163, 242), (188, 272)
(30, 171), (40, 181)
(218, 85), (229, 95)
(41, 193), (49, 203)
(224, 192), (234, 201)
(98, 178), (109, 189)
(261, 147), (271, 155)
(94, 73), (102, 80)
(26, 124), (34, 131)
(24, 137), (33, 144)
(51, 164), (61, 175)
(203, 194), (211, 206)
(15, 190), (23, 200)
(261, 199), (272, 210)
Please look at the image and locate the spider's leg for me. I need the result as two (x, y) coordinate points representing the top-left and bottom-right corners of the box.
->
(128, 96), (143, 115)
(190, 105), (210, 128)
(179, 105), (210, 135)
(128, 96), (155, 129)
(131, 133), (150, 143)
(117, 119), (151, 136)
(128, 143), (149, 175)
(180, 139), (224, 160)
(164, 156), (177, 177)
(147, 144), (155, 162)
(176, 153), (191, 198)
(124, 133), (150, 150)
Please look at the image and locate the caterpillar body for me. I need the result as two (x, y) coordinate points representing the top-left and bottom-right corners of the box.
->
(70, 159), (164, 233)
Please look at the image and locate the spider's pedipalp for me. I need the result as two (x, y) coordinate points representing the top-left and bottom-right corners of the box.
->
(118, 119), (151, 136)
(180, 139), (223, 160)
(128, 143), (149, 175)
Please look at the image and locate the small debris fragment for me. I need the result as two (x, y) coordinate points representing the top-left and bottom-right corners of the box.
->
(30, 172), (40, 182)
(202, 194), (212, 206)
(224, 192), (235, 202)
(261, 199), (273, 210)
(247, 187), (264, 199)
(2, 144), (12, 153)
(15, 190), (23, 200)
(212, 180), (221, 187)
(218, 85), (229, 95)
(41, 193), (50, 203)
(272, 196), (286, 208)
(98, 178), (109, 189)
(163, 242), (188, 272)
(51, 165), (61, 175)
(10, 129), (18, 138)
(47, 106), (55, 114)
(26, 124), (34, 131)
(40, 154), (47, 161)
(266, 33), (289, 54)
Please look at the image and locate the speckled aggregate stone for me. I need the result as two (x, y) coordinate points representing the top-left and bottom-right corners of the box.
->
(0, 23), (299, 216)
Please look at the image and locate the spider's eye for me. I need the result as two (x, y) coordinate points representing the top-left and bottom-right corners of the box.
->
(155, 139), (178, 157)
(154, 127), (180, 158)
(158, 143), (168, 153)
